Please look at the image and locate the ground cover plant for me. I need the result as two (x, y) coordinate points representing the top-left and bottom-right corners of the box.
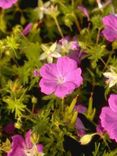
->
(0, 0), (117, 156)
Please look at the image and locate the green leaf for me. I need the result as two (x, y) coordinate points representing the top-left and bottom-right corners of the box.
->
(3, 97), (26, 118)
(87, 44), (106, 68)
(21, 41), (41, 63)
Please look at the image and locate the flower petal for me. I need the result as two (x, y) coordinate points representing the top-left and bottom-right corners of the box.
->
(102, 14), (117, 30)
(75, 118), (86, 136)
(57, 56), (77, 76)
(0, 0), (17, 9)
(100, 107), (117, 137)
(108, 94), (117, 113)
(78, 5), (89, 20)
(109, 125), (117, 142)
(7, 135), (25, 156)
(25, 130), (32, 149)
(39, 79), (57, 95)
(55, 82), (75, 98)
(36, 144), (43, 153)
(66, 68), (83, 87)
(75, 104), (86, 114)
(102, 27), (117, 42)
(22, 23), (32, 36)
(40, 63), (57, 80)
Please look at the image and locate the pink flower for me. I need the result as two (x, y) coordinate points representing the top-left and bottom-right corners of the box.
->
(58, 36), (85, 65)
(0, 0), (18, 9)
(100, 94), (117, 142)
(33, 69), (40, 77)
(75, 104), (86, 137)
(96, 123), (105, 136)
(102, 14), (117, 42)
(7, 130), (44, 156)
(22, 23), (32, 36)
(59, 36), (80, 53)
(78, 5), (89, 20)
(75, 104), (86, 114)
(75, 118), (86, 137)
(39, 56), (83, 98)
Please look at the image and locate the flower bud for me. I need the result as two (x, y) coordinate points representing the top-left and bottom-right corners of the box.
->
(68, 96), (78, 114)
(32, 96), (37, 104)
(79, 133), (96, 145)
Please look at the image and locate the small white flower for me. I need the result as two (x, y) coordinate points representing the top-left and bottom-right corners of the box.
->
(96, 0), (103, 9)
(37, 0), (50, 20)
(95, 0), (112, 11)
(103, 66), (117, 88)
(40, 42), (61, 63)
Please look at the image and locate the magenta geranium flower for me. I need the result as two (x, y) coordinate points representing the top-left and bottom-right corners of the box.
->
(100, 94), (117, 142)
(39, 56), (83, 98)
(78, 5), (89, 20)
(75, 104), (86, 137)
(7, 130), (44, 156)
(102, 14), (117, 42)
(96, 123), (105, 136)
(0, 0), (18, 9)
(58, 36), (85, 65)
(59, 36), (79, 51)
(22, 23), (32, 36)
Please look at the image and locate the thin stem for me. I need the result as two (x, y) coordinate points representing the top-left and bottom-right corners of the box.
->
(102, 51), (114, 71)
(54, 17), (64, 37)
(22, 114), (35, 122)
(73, 14), (81, 33)
(100, 58), (109, 71)
(61, 98), (64, 113)
(25, 107), (33, 114)
(71, 0), (75, 7)
(96, 29), (101, 44)
(32, 103), (35, 113)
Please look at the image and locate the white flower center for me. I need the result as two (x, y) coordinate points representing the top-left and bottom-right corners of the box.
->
(24, 145), (41, 156)
(57, 76), (65, 84)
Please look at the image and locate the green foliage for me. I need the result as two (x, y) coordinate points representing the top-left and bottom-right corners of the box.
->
(0, 12), (6, 32)
(92, 142), (117, 156)
(3, 97), (26, 118)
(87, 44), (106, 68)
(91, 14), (103, 29)
(21, 41), (41, 63)
(0, 0), (117, 156)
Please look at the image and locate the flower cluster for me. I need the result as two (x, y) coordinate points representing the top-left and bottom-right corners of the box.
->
(1, 0), (117, 156)
(39, 36), (84, 64)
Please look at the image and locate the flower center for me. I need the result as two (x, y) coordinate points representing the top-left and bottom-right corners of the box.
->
(57, 76), (65, 84)
(24, 145), (40, 156)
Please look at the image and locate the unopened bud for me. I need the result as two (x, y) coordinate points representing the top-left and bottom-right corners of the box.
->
(32, 96), (37, 104)
(80, 133), (96, 145)
(68, 96), (78, 114)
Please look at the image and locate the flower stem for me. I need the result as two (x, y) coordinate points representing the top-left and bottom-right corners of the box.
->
(54, 17), (64, 37)
(61, 98), (64, 113)
(71, 0), (75, 7)
(73, 14), (81, 32)
(32, 103), (35, 113)
(96, 29), (101, 44)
